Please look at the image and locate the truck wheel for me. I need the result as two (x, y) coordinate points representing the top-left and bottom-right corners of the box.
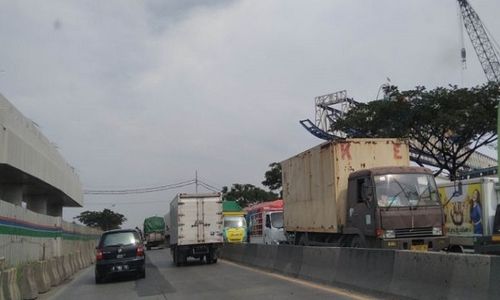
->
(351, 235), (362, 248)
(176, 251), (185, 266)
(207, 251), (218, 264)
(147, 246), (151, 250)
(297, 234), (307, 246)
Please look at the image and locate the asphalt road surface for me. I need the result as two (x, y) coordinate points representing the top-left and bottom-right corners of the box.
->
(42, 247), (380, 300)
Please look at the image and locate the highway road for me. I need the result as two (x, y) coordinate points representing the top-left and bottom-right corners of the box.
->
(41, 247), (381, 300)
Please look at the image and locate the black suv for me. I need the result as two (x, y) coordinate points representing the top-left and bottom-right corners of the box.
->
(95, 229), (146, 283)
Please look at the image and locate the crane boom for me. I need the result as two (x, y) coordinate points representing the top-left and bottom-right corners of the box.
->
(457, 0), (500, 83)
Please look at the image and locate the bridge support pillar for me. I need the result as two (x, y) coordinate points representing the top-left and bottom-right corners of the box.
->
(47, 201), (63, 217)
(0, 184), (23, 206)
(27, 195), (48, 214)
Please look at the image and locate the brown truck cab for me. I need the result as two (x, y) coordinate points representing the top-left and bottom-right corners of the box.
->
(345, 166), (449, 251)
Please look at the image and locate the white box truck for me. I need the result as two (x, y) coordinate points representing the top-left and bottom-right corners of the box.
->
(439, 177), (500, 254)
(169, 193), (224, 266)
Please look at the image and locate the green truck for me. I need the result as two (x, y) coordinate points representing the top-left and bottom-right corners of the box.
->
(143, 216), (165, 250)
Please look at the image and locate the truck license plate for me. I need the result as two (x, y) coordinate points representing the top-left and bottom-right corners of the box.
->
(410, 244), (428, 251)
(116, 254), (124, 259)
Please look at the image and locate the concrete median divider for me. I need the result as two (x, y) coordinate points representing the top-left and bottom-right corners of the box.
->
(63, 255), (72, 278)
(0, 270), (3, 300)
(389, 251), (493, 300)
(75, 251), (82, 270)
(47, 258), (61, 287)
(34, 261), (51, 294)
(19, 264), (38, 300)
(56, 257), (66, 281)
(273, 245), (303, 277)
(221, 244), (500, 300)
(70, 253), (77, 273)
(1, 267), (21, 300)
(298, 246), (340, 285)
(333, 247), (395, 293)
(80, 250), (87, 268)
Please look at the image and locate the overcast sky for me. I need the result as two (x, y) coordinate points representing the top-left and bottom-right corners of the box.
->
(1, 0), (499, 228)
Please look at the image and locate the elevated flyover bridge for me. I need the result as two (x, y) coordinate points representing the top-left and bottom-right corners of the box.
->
(0, 93), (82, 216)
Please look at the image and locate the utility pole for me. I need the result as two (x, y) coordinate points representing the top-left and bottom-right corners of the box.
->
(195, 170), (198, 193)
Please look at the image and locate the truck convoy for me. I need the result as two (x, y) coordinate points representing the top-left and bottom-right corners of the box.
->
(222, 201), (247, 243)
(245, 199), (286, 244)
(143, 216), (165, 250)
(169, 193), (224, 266)
(281, 138), (449, 251)
(439, 177), (500, 254)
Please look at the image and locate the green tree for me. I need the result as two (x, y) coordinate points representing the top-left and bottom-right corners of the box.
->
(74, 209), (127, 231)
(222, 184), (278, 208)
(333, 83), (499, 180)
(262, 162), (282, 192)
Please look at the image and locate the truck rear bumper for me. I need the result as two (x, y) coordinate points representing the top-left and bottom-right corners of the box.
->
(380, 236), (449, 251)
(173, 243), (223, 258)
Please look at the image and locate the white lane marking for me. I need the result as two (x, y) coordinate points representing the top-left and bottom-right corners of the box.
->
(220, 259), (379, 300)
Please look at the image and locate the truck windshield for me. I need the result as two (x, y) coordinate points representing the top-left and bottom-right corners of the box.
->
(374, 173), (440, 208)
(271, 212), (284, 228)
(224, 216), (246, 228)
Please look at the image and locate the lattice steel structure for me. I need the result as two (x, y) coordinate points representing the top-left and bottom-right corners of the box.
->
(458, 0), (500, 83)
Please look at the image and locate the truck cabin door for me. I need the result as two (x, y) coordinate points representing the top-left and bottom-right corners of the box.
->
(264, 213), (271, 244)
(348, 177), (375, 237)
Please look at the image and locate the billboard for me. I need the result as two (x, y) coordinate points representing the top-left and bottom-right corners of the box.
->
(439, 183), (483, 236)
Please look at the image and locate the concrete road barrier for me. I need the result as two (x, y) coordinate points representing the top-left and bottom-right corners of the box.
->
(298, 246), (340, 286)
(221, 244), (500, 300)
(80, 249), (88, 268)
(389, 251), (493, 300)
(56, 257), (66, 281)
(47, 258), (60, 287)
(19, 264), (38, 300)
(0, 271), (4, 300)
(73, 253), (80, 271)
(273, 245), (303, 277)
(68, 254), (76, 274)
(333, 247), (395, 293)
(34, 261), (50, 294)
(1, 268), (21, 300)
(63, 255), (72, 279)
(79, 250), (86, 268)
(75, 251), (82, 270)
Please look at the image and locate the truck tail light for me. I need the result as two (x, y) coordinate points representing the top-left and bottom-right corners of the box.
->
(136, 246), (145, 257)
(96, 249), (103, 261)
(376, 229), (395, 239)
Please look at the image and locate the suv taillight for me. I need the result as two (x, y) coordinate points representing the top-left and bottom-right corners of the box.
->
(96, 249), (103, 261)
(136, 246), (144, 257)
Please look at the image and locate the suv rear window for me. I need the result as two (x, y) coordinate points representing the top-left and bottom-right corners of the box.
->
(101, 231), (140, 247)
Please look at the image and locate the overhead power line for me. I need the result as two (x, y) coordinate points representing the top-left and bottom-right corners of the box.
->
(84, 179), (196, 195)
(83, 177), (223, 196)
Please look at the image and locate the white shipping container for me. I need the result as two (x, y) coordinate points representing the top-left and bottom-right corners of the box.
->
(170, 193), (223, 246)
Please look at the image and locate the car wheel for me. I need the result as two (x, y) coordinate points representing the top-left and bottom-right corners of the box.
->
(95, 272), (104, 284)
(176, 252), (184, 267)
